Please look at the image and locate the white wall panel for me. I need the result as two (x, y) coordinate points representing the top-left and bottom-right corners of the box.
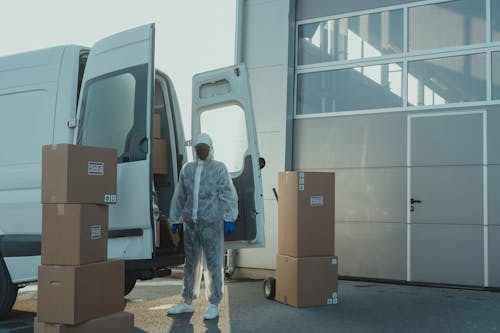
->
(248, 66), (288, 133)
(257, 131), (285, 200)
(238, 199), (278, 269)
(243, 0), (290, 68)
(336, 221), (406, 280)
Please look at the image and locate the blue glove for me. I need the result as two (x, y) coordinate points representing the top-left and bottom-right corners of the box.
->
(225, 221), (236, 235)
(172, 224), (182, 234)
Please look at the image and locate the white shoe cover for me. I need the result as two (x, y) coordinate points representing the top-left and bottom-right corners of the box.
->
(167, 302), (195, 315)
(204, 304), (219, 320)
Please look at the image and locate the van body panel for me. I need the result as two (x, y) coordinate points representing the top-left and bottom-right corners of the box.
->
(0, 47), (64, 90)
(4, 256), (40, 283)
(0, 46), (83, 245)
(53, 46), (87, 144)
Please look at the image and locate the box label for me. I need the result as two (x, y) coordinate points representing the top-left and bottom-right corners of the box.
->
(91, 225), (102, 240)
(299, 185), (305, 191)
(331, 258), (337, 265)
(332, 292), (338, 304)
(104, 194), (117, 203)
(88, 161), (104, 176)
(310, 196), (324, 206)
(299, 178), (305, 185)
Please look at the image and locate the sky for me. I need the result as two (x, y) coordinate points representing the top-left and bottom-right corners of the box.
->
(0, 0), (237, 138)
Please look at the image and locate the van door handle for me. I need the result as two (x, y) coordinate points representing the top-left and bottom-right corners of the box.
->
(410, 198), (422, 204)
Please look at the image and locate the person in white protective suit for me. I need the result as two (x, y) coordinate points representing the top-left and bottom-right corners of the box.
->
(167, 132), (238, 320)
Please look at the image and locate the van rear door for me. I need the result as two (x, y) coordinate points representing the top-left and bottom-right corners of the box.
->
(75, 24), (155, 259)
(192, 64), (265, 249)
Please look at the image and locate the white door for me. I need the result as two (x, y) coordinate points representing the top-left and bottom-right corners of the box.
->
(75, 24), (155, 260)
(192, 64), (265, 249)
(407, 111), (487, 286)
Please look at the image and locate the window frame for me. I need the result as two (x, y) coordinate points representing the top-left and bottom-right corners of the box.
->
(76, 64), (149, 163)
(294, 0), (500, 119)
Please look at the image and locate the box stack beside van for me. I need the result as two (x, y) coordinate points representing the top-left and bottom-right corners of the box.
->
(35, 144), (134, 333)
(275, 172), (338, 307)
(151, 113), (179, 249)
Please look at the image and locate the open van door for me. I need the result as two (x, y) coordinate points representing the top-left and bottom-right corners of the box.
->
(75, 24), (155, 259)
(192, 64), (265, 249)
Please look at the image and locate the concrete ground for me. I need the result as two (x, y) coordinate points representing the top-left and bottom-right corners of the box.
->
(1, 275), (500, 333)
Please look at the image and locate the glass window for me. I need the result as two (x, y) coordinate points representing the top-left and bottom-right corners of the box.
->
(296, 63), (403, 114)
(408, 53), (486, 106)
(493, 0), (500, 41)
(409, 0), (486, 52)
(298, 9), (403, 65)
(77, 64), (148, 163)
(200, 105), (248, 173)
(493, 52), (500, 100)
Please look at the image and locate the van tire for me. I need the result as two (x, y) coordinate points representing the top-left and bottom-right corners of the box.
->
(263, 277), (276, 300)
(0, 258), (18, 318)
(124, 271), (137, 296)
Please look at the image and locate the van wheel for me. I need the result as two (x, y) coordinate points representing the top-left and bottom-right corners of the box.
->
(263, 277), (276, 300)
(124, 271), (137, 296)
(0, 258), (18, 318)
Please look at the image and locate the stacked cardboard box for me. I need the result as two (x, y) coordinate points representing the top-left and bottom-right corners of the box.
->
(36, 144), (134, 332)
(275, 172), (338, 307)
(153, 113), (169, 175)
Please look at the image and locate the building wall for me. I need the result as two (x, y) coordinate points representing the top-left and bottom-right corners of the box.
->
(238, 0), (500, 287)
(237, 0), (295, 270)
(291, 0), (500, 287)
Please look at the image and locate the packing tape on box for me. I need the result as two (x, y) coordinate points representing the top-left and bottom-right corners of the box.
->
(57, 204), (65, 216)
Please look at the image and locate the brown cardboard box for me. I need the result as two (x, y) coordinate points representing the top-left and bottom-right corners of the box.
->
(155, 218), (180, 248)
(275, 255), (338, 307)
(278, 172), (335, 257)
(37, 260), (125, 325)
(153, 139), (169, 174)
(42, 144), (117, 204)
(153, 114), (162, 139)
(42, 204), (108, 266)
(34, 312), (134, 333)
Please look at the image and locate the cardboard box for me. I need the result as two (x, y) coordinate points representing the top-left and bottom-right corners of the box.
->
(42, 144), (117, 204)
(42, 204), (108, 266)
(34, 312), (134, 333)
(37, 260), (125, 325)
(153, 114), (162, 138)
(278, 172), (335, 257)
(275, 255), (339, 307)
(153, 139), (169, 174)
(155, 218), (180, 248)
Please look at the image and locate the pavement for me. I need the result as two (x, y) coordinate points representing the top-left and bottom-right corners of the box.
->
(2, 275), (500, 333)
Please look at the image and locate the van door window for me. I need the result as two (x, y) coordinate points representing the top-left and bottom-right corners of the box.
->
(77, 64), (148, 163)
(200, 105), (248, 173)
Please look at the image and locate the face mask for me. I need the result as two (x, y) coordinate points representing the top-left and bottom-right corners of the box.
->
(195, 143), (210, 160)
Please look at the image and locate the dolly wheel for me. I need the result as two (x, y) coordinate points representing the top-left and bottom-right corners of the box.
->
(263, 277), (276, 299)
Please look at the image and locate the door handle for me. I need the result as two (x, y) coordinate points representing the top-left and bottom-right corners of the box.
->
(410, 198), (422, 204)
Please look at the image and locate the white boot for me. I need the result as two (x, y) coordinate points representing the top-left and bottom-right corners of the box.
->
(167, 302), (195, 315)
(204, 304), (219, 320)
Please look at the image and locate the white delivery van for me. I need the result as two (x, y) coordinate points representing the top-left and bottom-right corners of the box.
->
(0, 23), (265, 317)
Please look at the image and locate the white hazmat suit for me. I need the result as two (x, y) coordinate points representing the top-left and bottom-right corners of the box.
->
(169, 133), (238, 311)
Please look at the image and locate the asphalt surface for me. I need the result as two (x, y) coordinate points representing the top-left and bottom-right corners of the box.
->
(2, 275), (500, 332)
